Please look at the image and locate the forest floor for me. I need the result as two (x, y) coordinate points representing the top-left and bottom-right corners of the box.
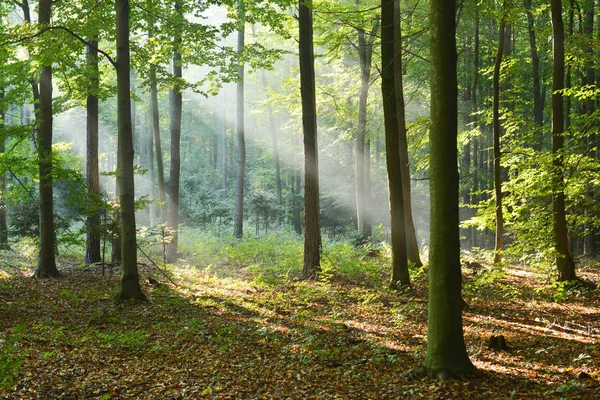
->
(1, 245), (599, 399)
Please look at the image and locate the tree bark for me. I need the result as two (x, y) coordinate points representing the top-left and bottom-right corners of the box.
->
(233, 0), (246, 238)
(419, 0), (478, 379)
(471, 8), (480, 248)
(551, 0), (576, 281)
(524, 0), (543, 150)
(167, 2), (183, 263)
(147, 89), (156, 226)
(0, 87), (8, 250)
(382, 0), (409, 289)
(116, 0), (146, 300)
(299, 0), (321, 279)
(149, 58), (168, 224)
(85, 39), (102, 265)
(582, 0), (596, 255)
(492, 15), (506, 264)
(34, 0), (59, 278)
(394, 0), (421, 267)
(355, 19), (378, 242)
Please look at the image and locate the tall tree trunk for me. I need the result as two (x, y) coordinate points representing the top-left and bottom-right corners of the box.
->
(582, 0), (596, 255)
(394, 0), (422, 267)
(299, 0), (321, 279)
(149, 60), (168, 223)
(0, 87), (8, 250)
(471, 8), (480, 248)
(355, 19), (377, 242)
(524, 0), (543, 150)
(167, 2), (183, 263)
(419, 0), (478, 379)
(492, 16), (506, 264)
(34, 0), (59, 278)
(551, 0), (576, 281)
(382, 0), (409, 289)
(147, 93), (156, 226)
(364, 138), (372, 238)
(233, 0), (246, 238)
(85, 39), (101, 265)
(116, 0), (146, 300)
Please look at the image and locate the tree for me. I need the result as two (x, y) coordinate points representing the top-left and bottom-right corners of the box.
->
(524, 0), (544, 150)
(34, 0), (59, 278)
(233, 0), (246, 239)
(417, 0), (479, 379)
(394, 0), (421, 268)
(0, 86), (8, 250)
(492, 8), (506, 264)
(166, 0), (183, 263)
(381, 0), (409, 289)
(299, 0), (320, 279)
(550, 0), (576, 281)
(149, 45), (168, 224)
(116, 0), (146, 301)
(355, 18), (378, 241)
(85, 38), (101, 265)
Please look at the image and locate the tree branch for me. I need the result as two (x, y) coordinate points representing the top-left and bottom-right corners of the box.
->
(3, 25), (117, 68)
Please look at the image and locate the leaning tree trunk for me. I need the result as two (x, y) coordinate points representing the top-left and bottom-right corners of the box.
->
(492, 16), (506, 265)
(394, 0), (422, 268)
(35, 0), (59, 278)
(382, 0), (409, 289)
(167, 4), (182, 263)
(233, 0), (246, 238)
(85, 39), (102, 265)
(299, 0), (321, 279)
(418, 0), (479, 379)
(116, 0), (146, 300)
(551, 0), (576, 281)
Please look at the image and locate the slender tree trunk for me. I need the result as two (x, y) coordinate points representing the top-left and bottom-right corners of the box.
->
(147, 92), (156, 226)
(299, 0), (321, 279)
(149, 61), (168, 224)
(364, 138), (372, 238)
(167, 2), (183, 263)
(524, 0), (543, 150)
(394, 0), (422, 267)
(419, 0), (479, 379)
(582, 0), (596, 255)
(85, 39), (101, 265)
(382, 0), (409, 289)
(355, 20), (378, 242)
(0, 87), (8, 249)
(34, 0), (59, 278)
(551, 0), (576, 281)
(471, 9), (480, 248)
(233, 0), (246, 238)
(116, 0), (146, 300)
(492, 16), (506, 264)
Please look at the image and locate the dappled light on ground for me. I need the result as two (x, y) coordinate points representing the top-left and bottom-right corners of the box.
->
(1, 253), (599, 398)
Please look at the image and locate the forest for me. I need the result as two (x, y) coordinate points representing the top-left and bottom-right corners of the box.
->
(0, 0), (599, 398)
